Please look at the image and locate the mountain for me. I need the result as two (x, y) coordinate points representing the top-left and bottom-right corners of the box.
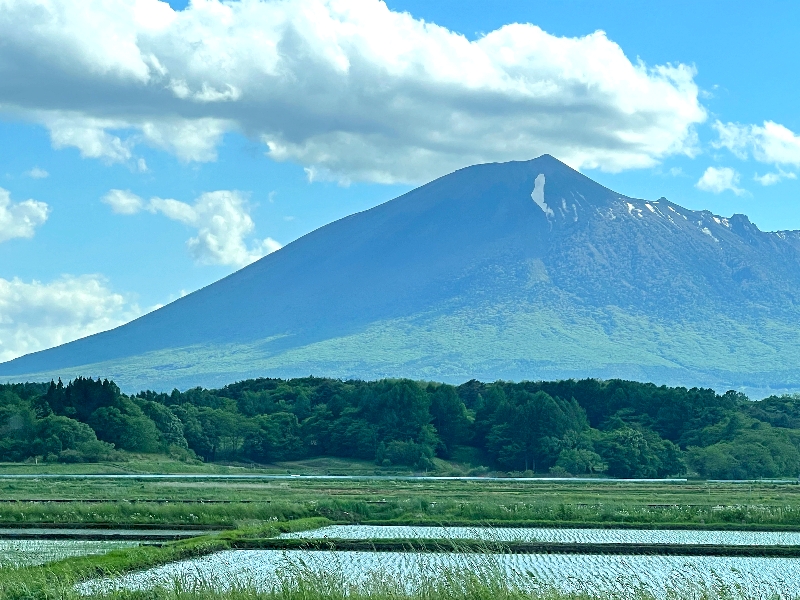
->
(4, 155), (800, 395)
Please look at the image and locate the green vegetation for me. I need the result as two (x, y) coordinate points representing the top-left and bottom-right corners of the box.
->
(29, 582), (799, 600)
(4, 376), (800, 479)
(1, 475), (800, 529)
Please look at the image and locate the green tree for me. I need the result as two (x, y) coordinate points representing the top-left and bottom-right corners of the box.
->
(35, 415), (114, 462)
(595, 427), (684, 478)
(487, 391), (586, 472)
(0, 391), (36, 461)
(138, 400), (189, 450)
(88, 402), (161, 453)
(555, 448), (607, 475)
(244, 412), (304, 463)
(428, 384), (471, 457)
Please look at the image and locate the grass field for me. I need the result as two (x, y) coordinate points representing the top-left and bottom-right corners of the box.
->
(0, 461), (799, 529)
(0, 454), (520, 478)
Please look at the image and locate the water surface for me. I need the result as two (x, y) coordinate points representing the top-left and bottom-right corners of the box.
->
(281, 525), (800, 546)
(0, 528), (210, 539)
(0, 540), (137, 567)
(80, 549), (800, 597)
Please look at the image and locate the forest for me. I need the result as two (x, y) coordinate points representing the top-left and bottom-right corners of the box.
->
(1, 376), (800, 479)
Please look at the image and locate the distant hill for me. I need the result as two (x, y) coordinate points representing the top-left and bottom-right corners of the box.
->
(4, 155), (800, 394)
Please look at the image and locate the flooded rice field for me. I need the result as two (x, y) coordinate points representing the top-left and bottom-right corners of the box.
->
(280, 525), (800, 546)
(0, 528), (211, 539)
(79, 549), (800, 597)
(0, 539), (138, 568)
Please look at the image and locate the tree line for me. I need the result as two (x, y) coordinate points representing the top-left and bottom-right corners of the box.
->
(1, 376), (799, 479)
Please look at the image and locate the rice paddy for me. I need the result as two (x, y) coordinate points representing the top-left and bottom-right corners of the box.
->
(280, 524), (800, 545)
(78, 549), (800, 598)
(0, 539), (138, 568)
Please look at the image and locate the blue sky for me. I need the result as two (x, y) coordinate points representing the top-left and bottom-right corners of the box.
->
(1, 0), (799, 361)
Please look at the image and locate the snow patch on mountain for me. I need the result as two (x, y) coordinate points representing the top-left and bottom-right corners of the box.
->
(531, 174), (554, 218)
(626, 202), (643, 218)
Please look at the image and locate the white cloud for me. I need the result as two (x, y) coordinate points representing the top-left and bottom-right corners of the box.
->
(150, 191), (282, 267)
(139, 118), (230, 163)
(303, 166), (350, 186)
(754, 169), (797, 186)
(24, 167), (49, 179)
(0, 188), (49, 242)
(45, 114), (133, 163)
(696, 166), (746, 196)
(0, 275), (141, 362)
(714, 120), (800, 168)
(0, 0), (706, 183)
(102, 189), (144, 214)
(712, 121), (750, 160)
(106, 188), (281, 267)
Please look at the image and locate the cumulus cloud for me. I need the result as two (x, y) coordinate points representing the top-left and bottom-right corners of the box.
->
(713, 120), (800, 170)
(0, 188), (49, 242)
(0, 0), (706, 183)
(696, 166), (746, 196)
(104, 189), (281, 267)
(24, 167), (48, 179)
(102, 189), (144, 214)
(149, 191), (281, 266)
(0, 275), (141, 362)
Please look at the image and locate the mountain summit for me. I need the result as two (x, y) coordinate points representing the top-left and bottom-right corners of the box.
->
(4, 155), (800, 394)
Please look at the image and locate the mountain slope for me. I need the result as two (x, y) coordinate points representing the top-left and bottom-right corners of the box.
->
(4, 155), (800, 393)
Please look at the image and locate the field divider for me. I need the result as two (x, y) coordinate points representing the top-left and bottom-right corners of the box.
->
(0, 499), (267, 503)
(234, 537), (800, 557)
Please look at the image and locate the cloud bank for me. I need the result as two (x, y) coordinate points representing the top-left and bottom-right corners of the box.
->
(0, 275), (141, 362)
(103, 188), (281, 267)
(0, 188), (49, 243)
(0, 0), (706, 183)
